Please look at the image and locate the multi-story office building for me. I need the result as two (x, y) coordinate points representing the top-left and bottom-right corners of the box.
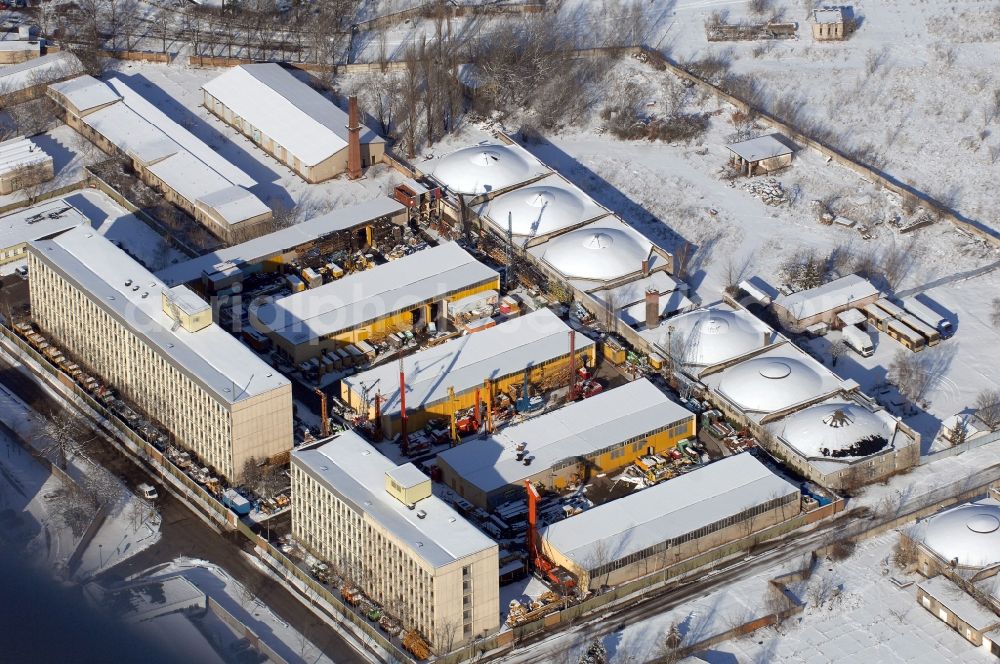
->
(292, 431), (499, 648)
(28, 226), (292, 480)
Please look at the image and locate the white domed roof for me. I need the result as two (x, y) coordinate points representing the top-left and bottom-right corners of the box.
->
(921, 502), (1000, 568)
(486, 185), (587, 237)
(662, 309), (763, 366)
(542, 226), (651, 281)
(431, 145), (534, 195)
(719, 356), (823, 413)
(779, 402), (892, 458)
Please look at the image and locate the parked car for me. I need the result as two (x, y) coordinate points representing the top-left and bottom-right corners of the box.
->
(137, 482), (159, 500)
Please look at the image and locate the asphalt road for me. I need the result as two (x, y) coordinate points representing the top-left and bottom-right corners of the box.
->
(0, 354), (372, 664)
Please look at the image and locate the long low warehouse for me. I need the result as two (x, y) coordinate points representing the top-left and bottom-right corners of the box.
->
(435, 379), (695, 510)
(156, 198), (406, 289)
(342, 308), (596, 438)
(252, 241), (500, 363)
(539, 453), (801, 592)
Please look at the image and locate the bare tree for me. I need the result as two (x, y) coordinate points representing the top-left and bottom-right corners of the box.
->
(82, 464), (124, 509)
(975, 389), (1000, 431)
(10, 162), (51, 205)
(37, 411), (97, 470)
(887, 351), (933, 406)
(358, 72), (400, 135)
(829, 337), (847, 367)
(892, 532), (918, 570)
(723, 252), (753, 294)
(128, 496), (156, 533)
(7, 97), (59, 138)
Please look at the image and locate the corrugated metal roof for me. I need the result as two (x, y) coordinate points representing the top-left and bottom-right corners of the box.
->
(436, 379), (692, 494)
(541, 453), (799, 566)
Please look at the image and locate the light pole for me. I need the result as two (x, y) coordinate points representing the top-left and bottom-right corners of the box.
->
(98, 543), (103, 569)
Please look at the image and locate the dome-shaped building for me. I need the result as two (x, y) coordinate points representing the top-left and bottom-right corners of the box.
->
(484, 185), (590, 238)
(430, 144), (536, 195)
(918, 501), (1000, 569)
(718, 356), (824, 413)
(540, 221), (652, 282)
(662, 308), (767, 367)
(778, 402), (893, 458)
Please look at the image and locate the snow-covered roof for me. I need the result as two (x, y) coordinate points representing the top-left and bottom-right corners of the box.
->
(0, 199), (88, 250)
(254, 242), (499, 346)
(436, 379), (692, 495)
(84, 101), (177, 164)
(293, 431), (496, 569)
(541, 453), (799, 567)
(658, 306), (775, 368)
(813, 7), (843, 24)
(618, 291), (694, 327)
(343, 308), (593, 416)
(713, 346), (844, 415)
(774, 274), (879, 321)
(48, 75), (120, 113)
(480, 175), (609, 240)
(201, 64), (383, 168)
(147, 151), (242, 207)
(107, 76), (253, 187)
(156, 198), (404, 286)
(428, 143), (548, 196)
(593, 271), (685, 308)
(917, 499), (1000, 569)
(539, 217), (654, 282)
(0, 51), (81, 91)
(0, 136), (50, 174)
(919, 576), (1000, 632)
(30, 226), (289, 404)
(727, 134), (793, 162)
(0, 40), (40, 53)
(196, 185), (270, 226)
(774, 400), (895, 459)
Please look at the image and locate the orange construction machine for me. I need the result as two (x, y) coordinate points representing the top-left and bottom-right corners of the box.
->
(525, 481), (576, 590)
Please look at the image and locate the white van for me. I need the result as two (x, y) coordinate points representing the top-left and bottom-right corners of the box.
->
(842, 326), (874, 357)
(137, 483), (159, 500)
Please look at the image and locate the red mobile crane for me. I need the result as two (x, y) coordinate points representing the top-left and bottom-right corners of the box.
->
(525, 481), (576, 590)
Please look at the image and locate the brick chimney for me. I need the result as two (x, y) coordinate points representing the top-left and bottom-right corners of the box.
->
(347, 95), (362, 180)
(645, 288), (660, 329)
(641, 258), (650, 277)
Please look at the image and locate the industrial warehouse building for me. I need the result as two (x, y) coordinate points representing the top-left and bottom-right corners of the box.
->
(435, 379), (695, 510)
(428, 143), (549, 200)
(0, 51), (82, 105)
(908, 499), (1000, 657)
(476, 174), (611, 247)
(661, 302), (919, 490)
(157, 198), (406, 290)
(539, 453), (801, 592)
(252, 242), (500, 363)
(0, 135), (54, 195)
(772, 274), (880, 331)
(48, 76), (272, 243)
(202, 64), (385, 183)
(0, 199), (87, 266)
(292, 431), (499, 648)
(342, 309), (596, 438)
(28, 226), (293, 480)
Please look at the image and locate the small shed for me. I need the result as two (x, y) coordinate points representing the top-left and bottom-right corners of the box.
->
(812, 7), (851, 41)
(727, 134), (793, 176)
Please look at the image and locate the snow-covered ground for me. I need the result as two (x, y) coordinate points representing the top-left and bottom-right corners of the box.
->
(517, 533), (996, 664)
(0, 357), (161, 580)
(133, 557), (338, 664)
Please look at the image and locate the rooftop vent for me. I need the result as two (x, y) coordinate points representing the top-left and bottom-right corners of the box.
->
(319, 465), (328, 471)
(141, 292), (148, 298)
(132, 285), (139, 292)
(416, 510), (427, 519)
(416, 541), (424, 548)
(125, 279), (133, 287)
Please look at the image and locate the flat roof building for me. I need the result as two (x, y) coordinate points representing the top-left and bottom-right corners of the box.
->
(202, 64), (385, 183)
(253, 242), (500, 363)
(157, 198), (406, 289)
(0, 198), (88, 266)
(292, 431), (499, 648)
(48, 76), (271, 243)
(342, 308), (596, 438)
(28, 226), (292, 480)
(436, 379), (695, 510)
(539, 453), (801, 592)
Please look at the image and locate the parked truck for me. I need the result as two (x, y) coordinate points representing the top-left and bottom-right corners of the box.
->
(842, 326), (874, 357)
